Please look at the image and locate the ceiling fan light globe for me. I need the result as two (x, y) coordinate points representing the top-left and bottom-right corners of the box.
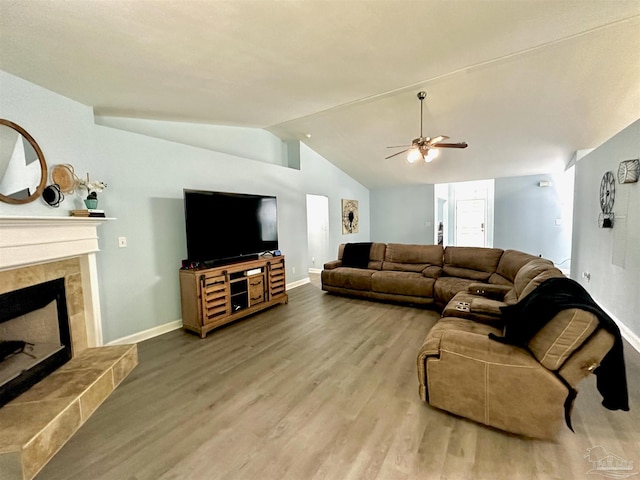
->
(407, 148), (422, 164)
(424, 149), (439, 162)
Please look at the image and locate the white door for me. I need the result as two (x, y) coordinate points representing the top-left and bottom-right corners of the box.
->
(306, 194), (329, 272)
(455, 199), (486, 247)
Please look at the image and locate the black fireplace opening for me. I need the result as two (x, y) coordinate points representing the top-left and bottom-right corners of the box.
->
(0, 278), (72, 407)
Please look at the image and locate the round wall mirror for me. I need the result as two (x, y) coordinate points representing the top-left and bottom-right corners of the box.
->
(0, 119), (48, 204)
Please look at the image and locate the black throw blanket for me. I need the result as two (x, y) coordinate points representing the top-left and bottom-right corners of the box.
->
(489, 277), (629, 418)
(341, 242), (373, 268)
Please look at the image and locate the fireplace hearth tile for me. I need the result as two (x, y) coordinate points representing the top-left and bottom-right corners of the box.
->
(112, 347), (138, 386)
(9, 369), (103, 403)
(0, 344), (137, 480)
(79, 370), (114, 420)
(0, 450), (22, 479)
(0, 398), (77, 450)
(58, 344), (135, 372)
(21, 400), (82, 480)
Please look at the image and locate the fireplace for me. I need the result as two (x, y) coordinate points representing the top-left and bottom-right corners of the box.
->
(0, 278), (72, 407)
(0, 216), (138, 480)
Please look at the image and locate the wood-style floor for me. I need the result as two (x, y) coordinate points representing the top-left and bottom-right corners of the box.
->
(38, 275), (640, 480)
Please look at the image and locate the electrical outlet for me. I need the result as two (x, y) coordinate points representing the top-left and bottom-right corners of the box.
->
(292, 266), (296, 274)
(118, 236), (127, 248)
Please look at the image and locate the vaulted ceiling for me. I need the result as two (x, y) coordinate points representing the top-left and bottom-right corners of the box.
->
(1, 1), (639, 187)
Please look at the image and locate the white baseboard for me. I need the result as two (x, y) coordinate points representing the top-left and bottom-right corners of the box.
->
(308, 268), (322, 274)
(596, 302), (640, 354)
(287, 277), (310, 289)
(108, 280), (310, 345)
(618, 321), (640, 354)
(107, 319), (183, 346)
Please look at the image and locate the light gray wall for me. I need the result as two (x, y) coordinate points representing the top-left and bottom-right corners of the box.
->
(370, 184), (435, 244)
(571, 119), (640, 342)
(494, 170), (574, 268)
(95, 116), (289, 167)
(300, 143), (370, 258)
(0, 70), (370, 343)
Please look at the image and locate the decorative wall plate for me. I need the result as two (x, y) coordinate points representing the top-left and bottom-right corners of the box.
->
(51, 164), (79, 194)
(617, 159), (639, 184)
(42, 184), (64, 207)
(342, 199), (359, 234)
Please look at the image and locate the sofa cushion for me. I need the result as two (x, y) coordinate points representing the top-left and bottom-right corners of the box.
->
(468, 283), (513, 300)
(442, 247), (504, 281)
(368, 243), (387, 270)
(442, 292), (506, 325)
(383, 262), (428, 273)
(321, 267), (374, 291)
(488, 273), (515, 286)
(422, 265), (443, 279)
(519, 268), (564, 300)
(528, 308), (599, 371)
(382, 243), (443, 273)
(371, 271), (434, 297)
(513, 259), (560, 297)
(434, 277), (476, 305)
(419, 317), (503, 356)
(492, 250), (546, 284)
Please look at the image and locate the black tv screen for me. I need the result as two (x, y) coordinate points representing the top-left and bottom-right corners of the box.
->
(184, 189), (278, 264)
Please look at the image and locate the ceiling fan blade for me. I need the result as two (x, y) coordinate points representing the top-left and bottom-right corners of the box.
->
(427, 135), (449, 145)
(385, 148), (410, 159)
(386, 144), (412, 149)
(431, 142), (468, 149)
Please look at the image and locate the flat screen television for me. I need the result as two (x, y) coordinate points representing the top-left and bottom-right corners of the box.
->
(184, 189), (279, 266)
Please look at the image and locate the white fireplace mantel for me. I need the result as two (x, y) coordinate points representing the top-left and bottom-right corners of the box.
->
(0, 215), (113, 346)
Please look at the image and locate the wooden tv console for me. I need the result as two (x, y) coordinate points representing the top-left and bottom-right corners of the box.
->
(179, 256), (288, 338)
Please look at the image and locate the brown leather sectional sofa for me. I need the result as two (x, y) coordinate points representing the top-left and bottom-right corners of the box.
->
(321, 243), (625, 439)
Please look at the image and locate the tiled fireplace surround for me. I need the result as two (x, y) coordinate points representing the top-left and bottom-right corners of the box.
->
(0, 217), (138, 480)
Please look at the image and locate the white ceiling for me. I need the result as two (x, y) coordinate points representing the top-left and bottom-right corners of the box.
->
(1, 1), (639, 188)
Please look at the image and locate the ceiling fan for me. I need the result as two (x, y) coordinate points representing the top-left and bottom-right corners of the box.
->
(386, 91), (468, 163)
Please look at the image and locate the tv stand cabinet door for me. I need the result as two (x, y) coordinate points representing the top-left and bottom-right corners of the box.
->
(268, 258), (286, 298)
(200, 272), (231, 326)
(248, 274), (265, 306)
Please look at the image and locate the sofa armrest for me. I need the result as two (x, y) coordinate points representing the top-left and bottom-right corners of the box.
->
(468, 282), (512, 300)
(323, 260), (342, 270)
(558, 328), (615, 388)
(439, 329), (538, 366)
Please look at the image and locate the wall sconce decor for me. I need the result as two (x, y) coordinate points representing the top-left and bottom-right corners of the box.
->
(617, 159), (639, 184)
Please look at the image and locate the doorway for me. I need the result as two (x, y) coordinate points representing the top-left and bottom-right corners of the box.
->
(435, 179), (494, 247)
(306, 194), (329, 273)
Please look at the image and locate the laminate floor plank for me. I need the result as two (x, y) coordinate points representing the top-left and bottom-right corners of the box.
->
(36, 277), (640, 480)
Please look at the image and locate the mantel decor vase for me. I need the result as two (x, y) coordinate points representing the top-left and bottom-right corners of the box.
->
(84, 198), (98, 209)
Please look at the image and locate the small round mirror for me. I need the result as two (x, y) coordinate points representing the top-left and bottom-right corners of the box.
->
(0, 119), (48, 204)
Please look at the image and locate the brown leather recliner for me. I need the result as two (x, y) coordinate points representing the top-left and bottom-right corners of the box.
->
(417, 263), (619, 440)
